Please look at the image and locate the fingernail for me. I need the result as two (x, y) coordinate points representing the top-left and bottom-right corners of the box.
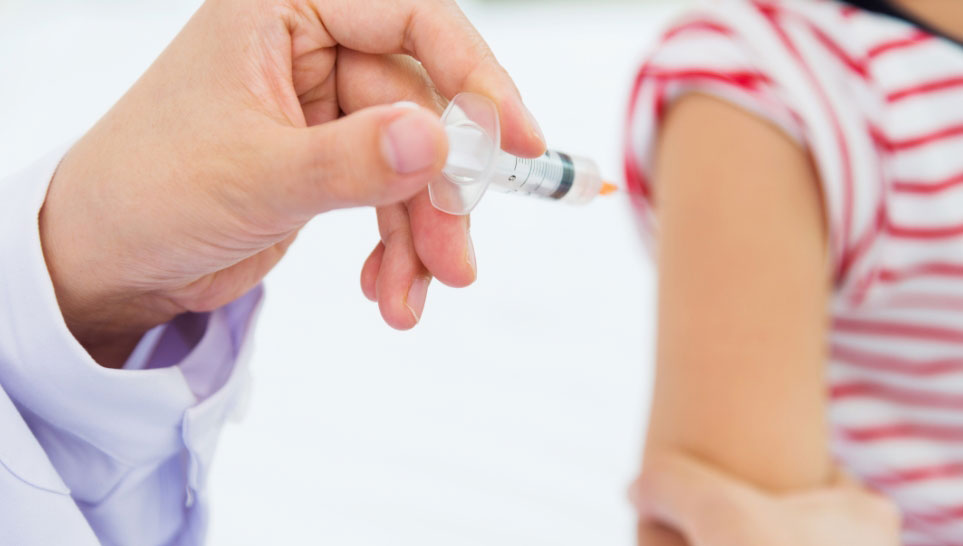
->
(466, 233), (477, 279)
(405, 276), (431, 323)
(522, 102), (546, 147)
(382, 109), (442, 175)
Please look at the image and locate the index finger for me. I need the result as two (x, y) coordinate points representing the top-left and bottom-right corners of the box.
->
(313, 0), (547, 157)
(335, 52), (476, 287)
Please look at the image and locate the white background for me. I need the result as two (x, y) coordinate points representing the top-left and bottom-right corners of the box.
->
(0, 1), (685, 544)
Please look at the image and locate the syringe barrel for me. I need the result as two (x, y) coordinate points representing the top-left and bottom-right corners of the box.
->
(490, 150), (603, 205)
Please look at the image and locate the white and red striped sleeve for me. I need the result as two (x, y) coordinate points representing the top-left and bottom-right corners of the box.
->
(623, 1), (886, 297)
(624, 14), (807, 240)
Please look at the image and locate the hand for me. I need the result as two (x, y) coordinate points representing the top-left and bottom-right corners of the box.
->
(40, 0), (546, 367)
(630, 453), (902, 546)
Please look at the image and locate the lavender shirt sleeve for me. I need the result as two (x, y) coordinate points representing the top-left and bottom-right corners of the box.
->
(0, 146), (262, 546)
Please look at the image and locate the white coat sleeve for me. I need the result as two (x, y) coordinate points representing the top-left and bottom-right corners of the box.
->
(0, 146), (262, 546)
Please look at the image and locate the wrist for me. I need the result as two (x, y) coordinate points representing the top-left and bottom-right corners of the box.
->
(39, 148), (180, 368)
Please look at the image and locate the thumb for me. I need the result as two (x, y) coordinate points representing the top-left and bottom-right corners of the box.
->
(276, 103), (448, 216)
(630, 452), (766, 543)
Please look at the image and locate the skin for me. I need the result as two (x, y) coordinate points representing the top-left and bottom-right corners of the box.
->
(40, 0), (546, 368)
(635, 93), (893, 545)
(631, 452), (901, 546)
(633, 4), (963, 543)
(39, 0), (954, 536)
(893, 0), (963, 43)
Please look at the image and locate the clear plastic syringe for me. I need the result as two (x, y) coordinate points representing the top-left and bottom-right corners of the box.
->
(429, 93), (616, 216)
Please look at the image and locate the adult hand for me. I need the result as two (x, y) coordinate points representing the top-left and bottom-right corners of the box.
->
(630, 453), (902, 546)
(40, 0), (546, 367)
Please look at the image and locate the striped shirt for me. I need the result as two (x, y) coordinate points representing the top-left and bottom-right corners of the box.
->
(625, 1), (963, 544)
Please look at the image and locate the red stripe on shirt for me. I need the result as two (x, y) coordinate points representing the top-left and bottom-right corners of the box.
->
(832, 343), (963, 376)
(840, 206), (886, 295)
(893, 172), (963, 194)
(846, 124), (893, 304)
(888, 76), (963, 103)
(624, 65), (653, 201)
(840, 5), (861, 19)
(832, 381), (963, 410)
(834, 317), (963, 343)
(873, 123), (963, 151)
(879, 262), (963, 283)
(867, 30), (933, 59)
(636, 67), (773, 89)
(867, 461), (963, 487)
(887, 220), (963, 240)
(805, 21), (871, 80)
(885, 293), (963, 311)
(758, 1), (871, 80)
(661, 20), (735, 42)
(841, 422), (963, 442)
(903, 515), (963, 536)
(654, 80), (669, 124)
(910, 504), (963, 526)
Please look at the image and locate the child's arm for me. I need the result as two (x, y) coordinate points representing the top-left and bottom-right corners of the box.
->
(638, 93), (834, 544)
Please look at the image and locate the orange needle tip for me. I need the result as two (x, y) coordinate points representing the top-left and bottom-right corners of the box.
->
(599, 182), (619, 196)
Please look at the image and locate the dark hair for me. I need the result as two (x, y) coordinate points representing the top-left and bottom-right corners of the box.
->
(840, 0), (902, 17)
(840, 0), (957, 45)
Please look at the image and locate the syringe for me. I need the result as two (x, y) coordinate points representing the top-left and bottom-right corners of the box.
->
(429, 93), (616, 215)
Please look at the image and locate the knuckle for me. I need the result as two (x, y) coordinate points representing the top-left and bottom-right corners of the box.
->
(306, 128), (393, 207)
(382, 223), (411, 250)
(169, 278), (229, 314)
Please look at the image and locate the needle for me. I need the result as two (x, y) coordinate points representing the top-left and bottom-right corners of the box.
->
(599, 182), (619, 196)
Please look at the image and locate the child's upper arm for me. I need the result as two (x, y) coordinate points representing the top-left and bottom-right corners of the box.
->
(646, 92), (834, 491)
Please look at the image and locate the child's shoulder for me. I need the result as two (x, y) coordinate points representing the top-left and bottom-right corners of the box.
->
(627, 0), (937, 290)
